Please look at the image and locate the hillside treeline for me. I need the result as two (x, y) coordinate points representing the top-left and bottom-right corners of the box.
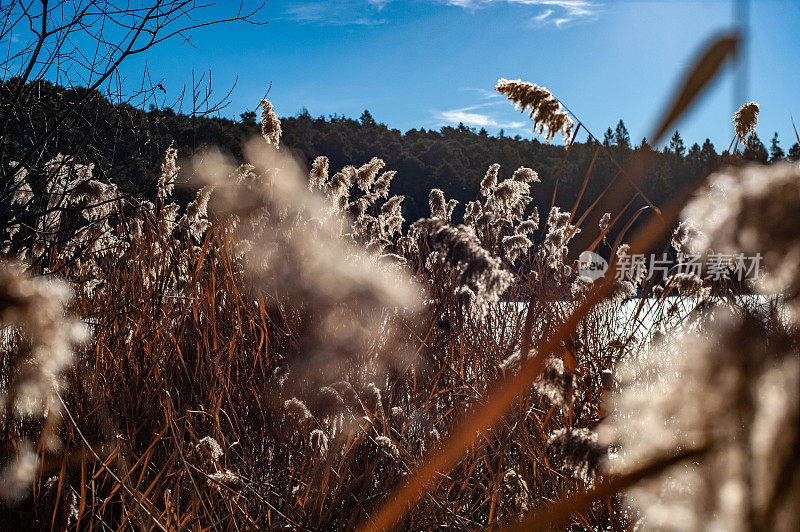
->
(3, 79), (796, 225)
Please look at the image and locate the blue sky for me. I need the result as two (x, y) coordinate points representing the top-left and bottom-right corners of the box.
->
(119, 0), (800, 150)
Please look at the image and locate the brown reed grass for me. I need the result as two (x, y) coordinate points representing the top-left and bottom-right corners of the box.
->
(0, 28), (797, 532)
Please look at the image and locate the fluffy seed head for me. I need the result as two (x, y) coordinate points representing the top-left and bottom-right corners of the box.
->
(605, 308), (800, 530)
(671, 220), (698, 255)
(372, 170), (396, 198)
(284, 398), (313, 428)
(512, 166), (540, 183)
(361, 383), (383, 412)
(502, 469), (530, 518)
(260, 99), (282, 148)
(502, 234), (532, 262)
(411, 218), (513, 315)
(375, 436), (400, 460)
(356, 157), (385, 191)
(682, 163), (800, 312)
(547, 428), (606, 481)
(733, 102), (759, 143)
(158, 147), (179, 200)
(496, 78), (574, 143)
(207, 470), (247, 496)
(534, 356), (575, 408)
(481, 163), (500, 196)
(308, 156), (329, 190)
(197, 436), (223, 460)
(429, 189), (446, 219)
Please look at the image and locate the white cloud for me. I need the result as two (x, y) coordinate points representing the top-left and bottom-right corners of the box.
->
(445, 0), (481, 6)
(435, 104), (525, 129)
(444, 0), (598, 27)
(461, 87), (503, 100)
(283, 1), (388, 26)
(532, 8), (554, 23)
(284, 1), (597, 27)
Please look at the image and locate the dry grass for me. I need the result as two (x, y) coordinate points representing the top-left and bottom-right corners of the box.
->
(0, 31), (797, 532)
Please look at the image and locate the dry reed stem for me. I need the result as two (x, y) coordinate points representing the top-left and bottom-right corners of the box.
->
(504, 446), (709, 531)
(360, 32), (739, 531)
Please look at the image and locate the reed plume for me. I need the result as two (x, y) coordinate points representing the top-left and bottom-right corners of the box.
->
(260, 99), (282, 147)
(496, 78), (575, 143)
(732, 101), (759, 143)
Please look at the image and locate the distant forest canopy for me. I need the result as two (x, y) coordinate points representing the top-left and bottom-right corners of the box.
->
(4, 79), (798, 227)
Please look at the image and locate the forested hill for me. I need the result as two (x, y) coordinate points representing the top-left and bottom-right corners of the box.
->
(4, 80), (798, 225)
(278, 111), (716, 224)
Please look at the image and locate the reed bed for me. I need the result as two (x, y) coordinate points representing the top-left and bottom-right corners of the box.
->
(0, 32), (797, 531)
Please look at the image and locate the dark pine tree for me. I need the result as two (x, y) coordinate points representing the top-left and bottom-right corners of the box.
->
(614, 120), (631, 150)
(360, 109), (376, 126)
(669, 130), (685, 157)
(240, 110), (257, 125)
(743, 133), (769, 163)
(602, 127), (614, 147)
(699, 138), (720, 173)
(770, 132), (785, 161)
(789, 142), (800, 161)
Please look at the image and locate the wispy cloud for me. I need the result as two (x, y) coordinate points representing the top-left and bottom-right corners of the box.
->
(532, 8), (554, 23)
(461, 87), (503, 100)
(434, 103), (525, 130)
(284, 1), (598, 27)
(444, 0), (599, 27)
(283, 1), (389, 26)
